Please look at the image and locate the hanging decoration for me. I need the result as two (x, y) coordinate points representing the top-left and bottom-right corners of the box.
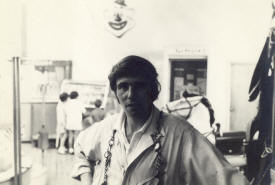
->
(103, 0), (135, 38)
(246, 1), (275, 184)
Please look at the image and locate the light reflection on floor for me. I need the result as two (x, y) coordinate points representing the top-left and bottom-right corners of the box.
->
(22, 143), (80, 185)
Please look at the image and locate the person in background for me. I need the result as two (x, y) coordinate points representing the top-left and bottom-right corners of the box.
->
(82, 106), (94, 130)
(82, 99), (105, 129)
(72, 55), (249, 185)
(90, 99), (105, 123)
(65, 91), (85, 154)
(56, 92), (68, 154)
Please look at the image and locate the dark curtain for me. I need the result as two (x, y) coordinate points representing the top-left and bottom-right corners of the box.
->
(247, 37), (274, 185)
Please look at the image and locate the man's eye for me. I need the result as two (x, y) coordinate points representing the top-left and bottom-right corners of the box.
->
(117, 83), (129, 90)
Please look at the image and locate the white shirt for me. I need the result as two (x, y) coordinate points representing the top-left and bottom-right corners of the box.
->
(115, 110), (153, 174)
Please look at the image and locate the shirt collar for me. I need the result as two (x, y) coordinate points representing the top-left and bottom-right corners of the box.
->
(113, 105), (165, 137)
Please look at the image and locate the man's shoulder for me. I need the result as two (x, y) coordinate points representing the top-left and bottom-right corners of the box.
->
(160, 112), (209, 146)
(86, 113), (118, 130)
(99, 113), (118, 125)
(78, 113), (119, 141)
(161, 112), (195, 133)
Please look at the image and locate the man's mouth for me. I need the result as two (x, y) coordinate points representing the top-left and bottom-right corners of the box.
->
(108, 21), (127, 30)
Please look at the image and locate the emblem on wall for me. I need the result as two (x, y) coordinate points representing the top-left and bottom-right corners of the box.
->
(103, 0), (135, 38)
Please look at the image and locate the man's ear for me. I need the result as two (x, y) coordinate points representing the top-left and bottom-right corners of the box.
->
(148, 88), (154, 101)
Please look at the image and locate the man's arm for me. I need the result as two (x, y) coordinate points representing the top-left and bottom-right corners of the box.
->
(72, 130), (94, 181)
(181, 127), (250, 185)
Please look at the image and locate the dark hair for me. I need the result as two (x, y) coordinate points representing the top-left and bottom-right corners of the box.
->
(70, 91), (79, 99)
(94, 99), (102, 108)
(108, 55), (161, 101)
(59, 92), (68, 102)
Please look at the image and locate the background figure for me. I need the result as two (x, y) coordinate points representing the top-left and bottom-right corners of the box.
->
(90, 99), (105, 123)
(82, 106), (94, 130)
(82, 99), (105, 129)
(65, 91), (85, 154)
(56, 92), (68, 154)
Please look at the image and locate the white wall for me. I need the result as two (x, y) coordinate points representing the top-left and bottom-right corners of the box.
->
(71, 0), (271, 130)
(0, 0), (272, 130)
(0, 0), (22, 126)
(25, 0), (74, 60)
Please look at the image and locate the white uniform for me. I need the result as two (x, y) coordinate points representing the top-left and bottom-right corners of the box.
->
(56, 101), (66, 134)
(65, 99), (85, 131)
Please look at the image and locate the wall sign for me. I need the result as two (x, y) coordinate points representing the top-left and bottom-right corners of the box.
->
(103, 0), (135, 38)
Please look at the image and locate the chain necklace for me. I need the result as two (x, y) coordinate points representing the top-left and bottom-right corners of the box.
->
(150, 111), (165, 184)
(101, 111), (164, 185)
(101, 130), (116, 185)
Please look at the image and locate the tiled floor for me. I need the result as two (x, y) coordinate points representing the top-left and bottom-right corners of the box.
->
(22, 143), (80, 185)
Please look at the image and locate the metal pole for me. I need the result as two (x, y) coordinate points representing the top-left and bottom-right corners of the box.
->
(272, 47), (275, 166)
(12, 57), (18, 185)
(17, 57), (22, 185)
(12, 57), (22, 185)
(271, 1), (275, 169)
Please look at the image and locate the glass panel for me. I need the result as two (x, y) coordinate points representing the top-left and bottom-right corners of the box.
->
(19, 60), (73, 185)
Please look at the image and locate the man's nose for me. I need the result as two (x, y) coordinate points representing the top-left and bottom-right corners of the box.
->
(127, 86), (135, 98)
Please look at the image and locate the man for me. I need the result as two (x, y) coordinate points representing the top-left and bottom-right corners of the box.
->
(82, 99), (105, 129)
(72, 55), (249, 185)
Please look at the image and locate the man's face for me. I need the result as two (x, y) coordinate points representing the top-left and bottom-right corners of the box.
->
(115, 76), (153, 118)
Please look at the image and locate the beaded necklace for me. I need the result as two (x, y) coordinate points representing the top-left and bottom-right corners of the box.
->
(101, 111), (165, 185)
